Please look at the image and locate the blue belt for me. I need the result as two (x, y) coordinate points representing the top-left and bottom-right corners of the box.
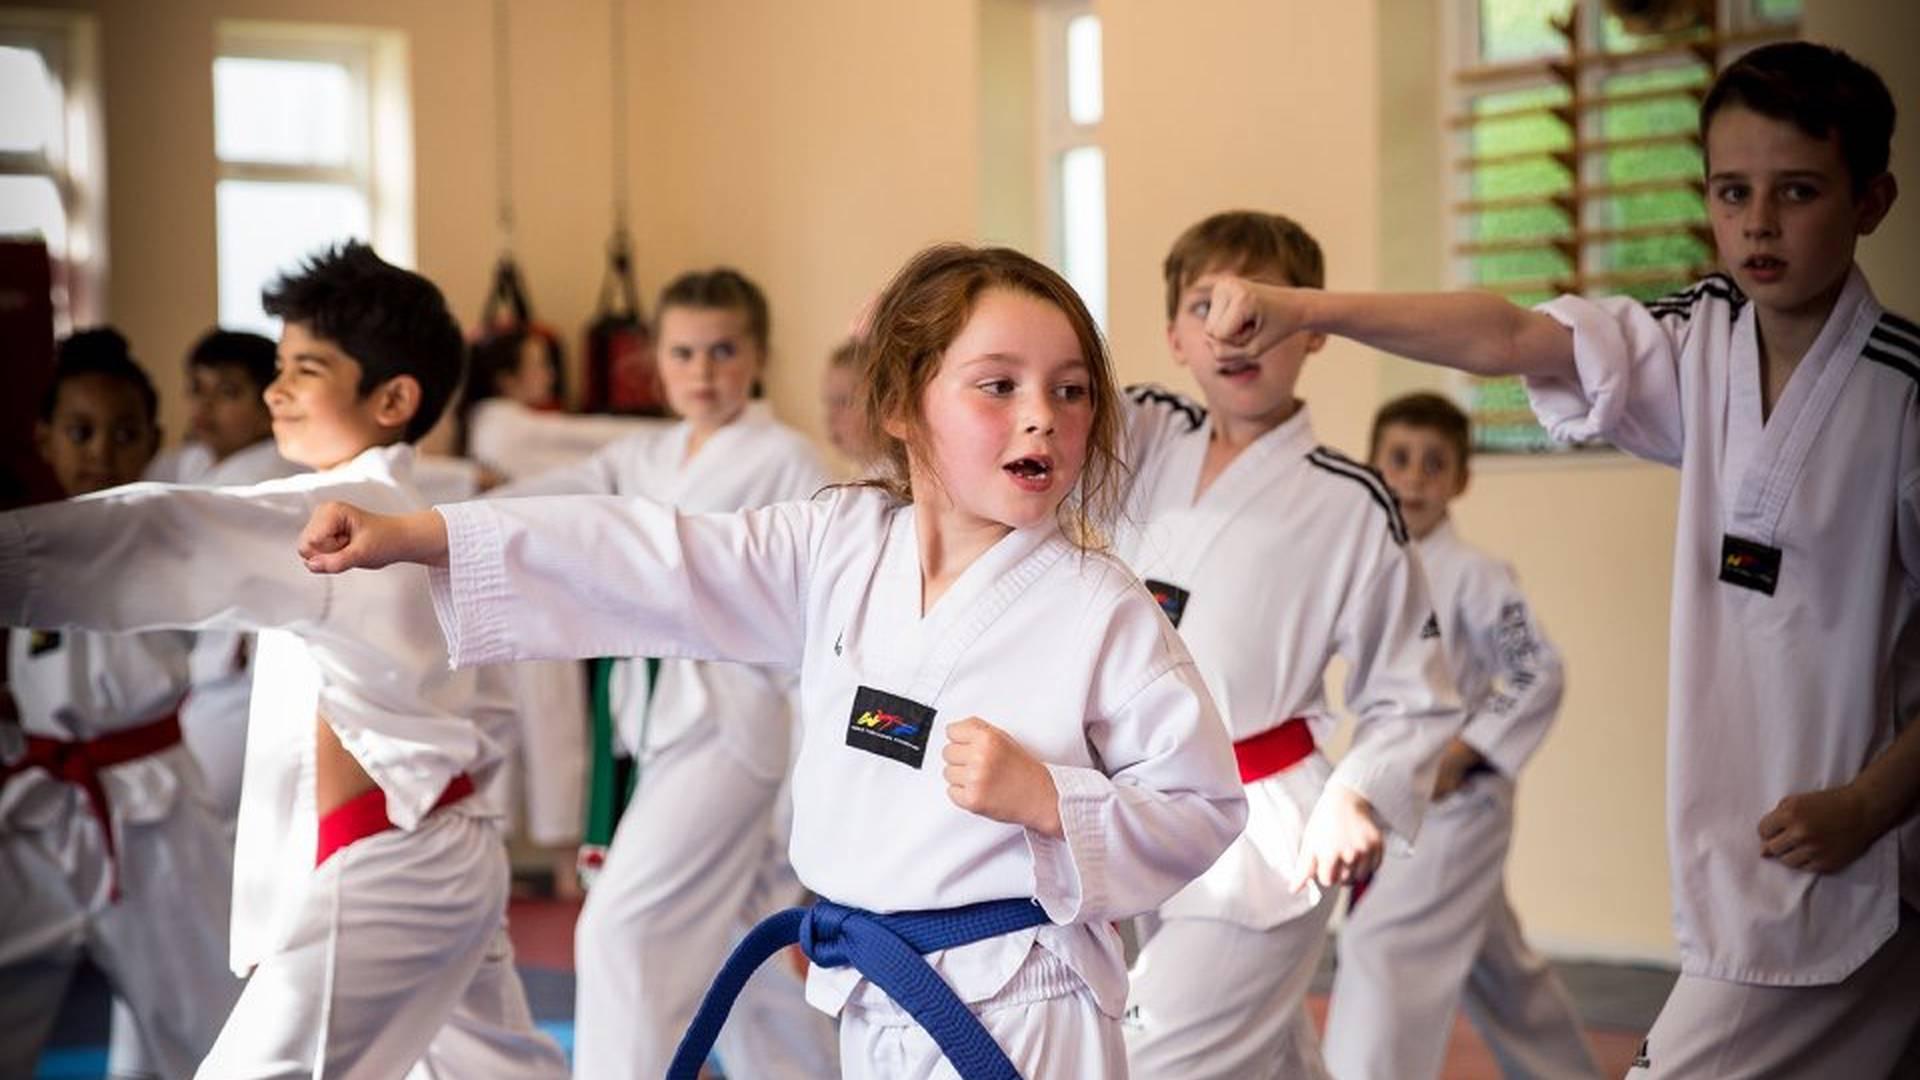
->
(668, 896), (1050, 1080)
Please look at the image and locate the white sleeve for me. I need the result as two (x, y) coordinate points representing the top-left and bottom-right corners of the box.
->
(0, 482), (328, 634)
(489, 438), (628, 499)
(1328, 534), (1464, 849)
(430, 493), (819, 672)
(1525, 291), (1692, 465)
(1455, 561), (1565, 778)
(1026, 592), (1249, 924)
(471, 401), (665, 479)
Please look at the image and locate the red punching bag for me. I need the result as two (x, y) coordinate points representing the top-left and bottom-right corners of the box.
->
(581, 231), (662, 416)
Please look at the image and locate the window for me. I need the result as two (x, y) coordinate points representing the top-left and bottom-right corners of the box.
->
(1451, 0), (1799, 452)
(0, 11), (104, 335)
(1038, 4), (1106, 329)
(214, 22), (411, 333)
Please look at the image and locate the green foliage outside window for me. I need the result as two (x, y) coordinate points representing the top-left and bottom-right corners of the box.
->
(1461, 0), (1798, 452)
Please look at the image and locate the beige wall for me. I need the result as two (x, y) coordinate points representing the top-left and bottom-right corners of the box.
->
(31, 0), (1919, 962)
(624, 0), (979, 447)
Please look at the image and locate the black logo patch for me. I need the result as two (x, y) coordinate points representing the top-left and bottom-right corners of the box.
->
(1719, 535), (1780, 595)
(28, 630), (62, 656)
(1420, 613), (1441, 640)
(845, 685), (936, 769)
(1144, 579), (1190, 628)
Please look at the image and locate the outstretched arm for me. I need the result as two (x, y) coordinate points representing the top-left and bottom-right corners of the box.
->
(1203, 277), (1578, 381)
(1, 482), (330, 634)
(302, 493), (816, 673)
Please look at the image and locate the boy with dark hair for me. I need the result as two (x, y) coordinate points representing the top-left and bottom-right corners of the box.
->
(1323, 392), (1600, 1080)
(2, 328), (242, 1080)
(148, 328), (304, 827)
(1115, 211), (1461, 1078)
(0, 244), (566, 1077)
(150, 329), (291, 482)
(1200, 42), (1920, 1076)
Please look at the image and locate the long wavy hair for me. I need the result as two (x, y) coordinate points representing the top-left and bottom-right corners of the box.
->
(855, 243), (1124, 549)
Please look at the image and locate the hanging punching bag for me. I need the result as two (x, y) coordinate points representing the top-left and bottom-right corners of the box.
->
(581, 231), (662, 415)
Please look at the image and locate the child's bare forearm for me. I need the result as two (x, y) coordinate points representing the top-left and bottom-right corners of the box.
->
(1855, 715), (1920, 836)
(1302, 289), (1576, 380)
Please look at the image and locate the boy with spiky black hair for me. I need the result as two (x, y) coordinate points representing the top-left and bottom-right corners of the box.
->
(0, 244), (566, 1078)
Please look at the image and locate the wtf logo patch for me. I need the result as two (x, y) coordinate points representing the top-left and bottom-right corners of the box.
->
(1144, 579), (1190, 628)
(845, 685), (937, 769)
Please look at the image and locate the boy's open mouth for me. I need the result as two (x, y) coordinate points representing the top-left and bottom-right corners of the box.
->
(1216, 358), (1260, 379)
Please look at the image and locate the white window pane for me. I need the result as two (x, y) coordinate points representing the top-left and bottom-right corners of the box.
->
(0, 175), (67, 249)
(1060, 145), (1107, 329)
(1066, 14), (1103, 127)
(217, 179), (369, 332)
(0, 45), (61, 155)
(214, 56), (355, 166)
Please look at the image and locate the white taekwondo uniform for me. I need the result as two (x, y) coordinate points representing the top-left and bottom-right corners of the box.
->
(1108, 388), (1462, 1080)
(1, 621), (240, 1080)
(429, 484), (1250, 1078)
(492, 401), (836, 1080)
(0, 445), (567, 1080)
(1324, 519), (1599, 1080)
(1526, 269), (1920, 1077)
(145, 438), (305, 820)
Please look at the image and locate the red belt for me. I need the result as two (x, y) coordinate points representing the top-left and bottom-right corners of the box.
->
(2, 711), (184, 902)
(316, 773), (476, 867)
(1233, 718), (1314, 784)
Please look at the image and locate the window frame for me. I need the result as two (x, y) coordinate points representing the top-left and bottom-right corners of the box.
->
(211, 20), (413, 330)
(1033, 0), (1107, 328)
(0, 10), (106, 334)
(1445, 0), (1800, 454)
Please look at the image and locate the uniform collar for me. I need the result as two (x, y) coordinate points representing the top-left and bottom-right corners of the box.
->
(329, 442), (415, 483)
(1204, 399), (1317, 462)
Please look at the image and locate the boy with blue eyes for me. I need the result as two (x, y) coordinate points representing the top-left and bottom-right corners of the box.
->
(1199, 42), (1920, 1077)
(1114, 211), (1462, 1079)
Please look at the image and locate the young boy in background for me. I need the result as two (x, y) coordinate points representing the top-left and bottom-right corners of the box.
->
(1114, 212), (1461, 1079)
(1, 330), (241, 1079)
(147, 329), (304, 826)
(1323, 392), (1599, 1080)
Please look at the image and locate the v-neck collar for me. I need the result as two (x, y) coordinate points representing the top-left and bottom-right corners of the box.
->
(871, 506), (1070, 704)
(1724, 267), (1880, 543)
(1186, 402), (1317, 511)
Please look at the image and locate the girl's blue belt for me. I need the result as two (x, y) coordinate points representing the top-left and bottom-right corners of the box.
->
(668, 896), (1051, 1079)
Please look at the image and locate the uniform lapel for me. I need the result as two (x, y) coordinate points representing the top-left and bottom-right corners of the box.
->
(1726, 269), (1878, 545)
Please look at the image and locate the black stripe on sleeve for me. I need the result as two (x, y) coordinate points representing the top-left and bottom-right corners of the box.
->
(1125, 384), (1208, 433)
(1642, 276), (1742, 324)
(1864, 343), (1920, 386)
(1881, 310), (1920, 342)
(1306, 447), (1409, 546)
(1871, 319), (1920, 359)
